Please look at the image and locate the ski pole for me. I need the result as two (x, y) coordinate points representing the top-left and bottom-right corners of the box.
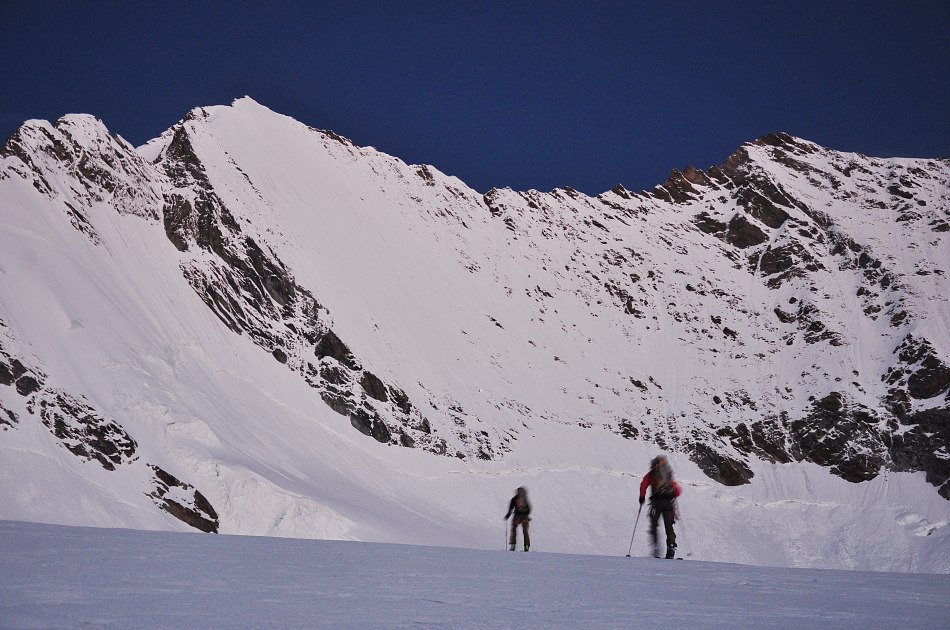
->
(625, 504), (643, 557)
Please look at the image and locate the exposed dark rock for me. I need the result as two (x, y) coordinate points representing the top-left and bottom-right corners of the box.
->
(0, 402), (17, 429)
(888, 335), (950, 401)
(753, 132), (802, 150)
(693, 212), (727, 234)
(886, 408), (950, 499)
(618, 419), (639, 439)
(773, 307), (797, 324)
(774, 302), (844, 346)
(887, 184), (914, 200)
(750, 417), (793, 463)
(315, 329), (360, 371)
(61, 202), (101, 244)
(907, 355), (950, 400)
(15, 375), (41, 396)
(759, 244), (797, 276)
(483, 189), (504, 217)
(243, 237), (295, 306)
(35, 391), (137, 471)
(736, 185), (790, 229)
(162, 125), (211, 187)
(610, 184), (632, 199)
(319, 364), (349, 386)
(416, 165), (436, 186)
(272, 348), (288, 364)
(720, 423), (754, 455)
(682, 165), (713, 187)
(724, 214), (768, 248)
(688, 442), (753, 486)
(318, 129), (354, 146)
(659, 169), (698, 203)
(148, 464), (219, 533)
(789, 392), (886, 483)
(162, 194), (193, 251)
(350, 407), (392, 443)
(360, 371), (388, 402)
(10, 358), (28, 379)
(0, 359), (13, 386)
(320, 390), (356, 417)
(890, 311), (909, 328)
(388, 386), (412, 415)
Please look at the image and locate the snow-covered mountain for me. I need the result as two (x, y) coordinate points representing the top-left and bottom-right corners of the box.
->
(1, 97), (948, 571)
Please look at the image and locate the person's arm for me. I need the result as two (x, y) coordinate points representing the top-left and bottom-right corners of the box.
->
(673, 480), (682, 497)
(504, 497), (514, 519)
(639, 473), (651, 503)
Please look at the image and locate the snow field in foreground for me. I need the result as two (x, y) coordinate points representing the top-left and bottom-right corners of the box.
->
(1, 521), (948, 629)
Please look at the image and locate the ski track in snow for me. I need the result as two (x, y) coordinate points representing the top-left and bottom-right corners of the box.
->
(1, 521), (949, 630)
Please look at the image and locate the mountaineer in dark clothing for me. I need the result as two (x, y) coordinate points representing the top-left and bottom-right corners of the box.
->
(504, 486), (531, 551)
(639, 455), (682, 559)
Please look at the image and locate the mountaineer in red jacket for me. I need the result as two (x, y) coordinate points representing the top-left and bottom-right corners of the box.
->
(639, 455), (682, 559)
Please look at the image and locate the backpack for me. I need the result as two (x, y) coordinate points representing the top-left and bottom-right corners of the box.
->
(651, 457), (674, 495)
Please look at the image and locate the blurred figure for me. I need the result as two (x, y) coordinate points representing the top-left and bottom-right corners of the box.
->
(639, 455), (682, 558)
(504, 486), (531, 551)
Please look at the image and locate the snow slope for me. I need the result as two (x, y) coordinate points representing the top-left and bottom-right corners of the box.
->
(0, 98), (948, 572)
(1, 521), (948, 629)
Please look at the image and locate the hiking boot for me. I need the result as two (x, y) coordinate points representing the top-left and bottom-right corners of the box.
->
(665, 544), (676, 559)
(509, 543), (516, 551)
(523, 545), (530, 552)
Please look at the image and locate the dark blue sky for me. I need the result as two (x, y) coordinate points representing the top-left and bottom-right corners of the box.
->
(1, 1), (947, 194)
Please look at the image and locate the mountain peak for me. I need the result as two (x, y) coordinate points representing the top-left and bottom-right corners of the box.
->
(1, 100), (948, 570)
(230, 95), (266, 109)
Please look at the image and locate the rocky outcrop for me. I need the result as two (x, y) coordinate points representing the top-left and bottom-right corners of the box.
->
(788, 393), (886, 483)
(888, 336), (950, 401)
(30, 391), (138, 471)
(148, 465), (219, 533)
(687, 441), (754, 486)
(0, 343), (46, 426)
(0, 115), (161, 225)
(0, 402), (16, 430)
(886, 408), (950, 499)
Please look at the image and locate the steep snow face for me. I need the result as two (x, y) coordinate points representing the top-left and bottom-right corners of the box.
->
(0, 98), (948, 571)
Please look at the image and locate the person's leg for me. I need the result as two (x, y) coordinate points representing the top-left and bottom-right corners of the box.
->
(662, 509), (676, 558)
(522, 520), (530, 550)
(509, 519), (518, 549)
(649, 507), (660, 557)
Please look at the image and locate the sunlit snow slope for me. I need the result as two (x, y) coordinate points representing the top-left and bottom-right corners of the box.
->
(1, 98), (948, 571)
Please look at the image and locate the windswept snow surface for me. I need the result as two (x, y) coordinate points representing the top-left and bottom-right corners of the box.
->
(1, 521), (948, 630)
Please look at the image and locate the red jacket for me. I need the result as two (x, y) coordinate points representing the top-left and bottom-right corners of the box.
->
(639, 471), (682, 500)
